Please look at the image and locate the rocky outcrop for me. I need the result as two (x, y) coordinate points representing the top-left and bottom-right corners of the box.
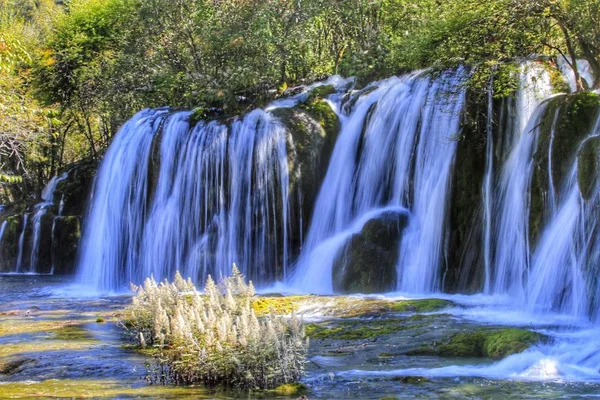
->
(333, 211), (408, 293)
(272, 88), (340, 261)
(0, 158), (97, 275)
(578, 136), (600, 200)
(446, 89), (495, 293)
(530, 92), (600, 244)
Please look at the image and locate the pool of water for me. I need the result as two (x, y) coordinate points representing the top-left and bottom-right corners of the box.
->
(2, 275), (600, 399)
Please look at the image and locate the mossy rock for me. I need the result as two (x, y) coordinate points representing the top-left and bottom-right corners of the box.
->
(333, 211), (408, 293)
(445, 88), (491, 293)
(272, 102), (340, 258)
(577, 136), (600, 200)
(530, 92), (600, 244)
(544, 61), (571, 94)
(306, 84), (336, 103)
(407, 328), (544, 359)
(390, 299), (454, 313)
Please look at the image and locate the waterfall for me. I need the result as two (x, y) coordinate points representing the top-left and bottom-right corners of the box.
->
(28, 172), (68, 273)
(484, 64), (553, 296)
(77, 108), (294, 290)
(526, 116), (600, 317)
(15, 214), (28, 272)
(482, 75), (495, 293)
(292, 69), (466, 293)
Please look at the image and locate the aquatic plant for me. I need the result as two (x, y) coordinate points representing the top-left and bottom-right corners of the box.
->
(123, 266), (307, 389)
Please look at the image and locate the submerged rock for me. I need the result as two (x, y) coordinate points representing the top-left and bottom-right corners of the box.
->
(407, 328), (545, 359)
(333, 211), (408, 293)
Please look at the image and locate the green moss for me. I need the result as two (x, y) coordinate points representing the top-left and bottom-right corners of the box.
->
(407, 328), (544, 359)
(306, 84), (336, 102)
(306, 319), (403, 340)
(96, 317), (106, 323)
(189, 106), (208, 125)
(545, 62), (571, 94)
(50, 324), (95, 341)
(300, 98), (340, 140)
(0, 318), (91, 337)
(0, 341), (94, 358)
(271, 383), (307, 396)
(0, 379), (210, 398)
(390, 299), (454, 313)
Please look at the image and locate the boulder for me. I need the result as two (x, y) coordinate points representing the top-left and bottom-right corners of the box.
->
(333, 211), (408, 293)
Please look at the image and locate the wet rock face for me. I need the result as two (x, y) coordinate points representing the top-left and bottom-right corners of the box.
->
(0, 159), (95, 275)
(51, 216), (81, 275)
(272, 99), (340, 261)
(578, 136), (600, 200)
(333, 211), (409, 294)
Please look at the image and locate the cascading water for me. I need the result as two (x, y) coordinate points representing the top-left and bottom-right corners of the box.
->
(78, 107), (298, 290)
(28, 172), (68, 273)
(15, 214), (28, 272)
(484, 64), (553, 296)
(292, 70), (466, 293)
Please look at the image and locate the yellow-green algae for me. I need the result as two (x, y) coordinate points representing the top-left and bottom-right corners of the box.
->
(270, 382), (307, 396)
(0, 379), (210, 399)
(251, 295), (311, 316)
(0, 318), (93, 337)
(251, 295), (454, 318)
(0, 341), (95, 358)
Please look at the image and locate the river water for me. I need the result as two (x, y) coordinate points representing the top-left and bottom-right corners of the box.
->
(2, 275), (600, 399)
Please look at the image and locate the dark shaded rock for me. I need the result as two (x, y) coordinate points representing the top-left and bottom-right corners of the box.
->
(445, 89), (491, 293)
(33, 211), (55, 274)
(55, 158), (98, 216)
(333, 211), (408, 293)
(52, 216), (81, 275)
(0, 358), (36, 375)
(0, 215), (23, 272)
(530, 92), (600, 245)
(578, 136), (600, 200)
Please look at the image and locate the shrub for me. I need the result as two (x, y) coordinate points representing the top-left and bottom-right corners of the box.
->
(123, 266), (307, 389)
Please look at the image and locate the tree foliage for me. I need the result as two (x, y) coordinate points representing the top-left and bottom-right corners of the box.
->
(1, 0), (599, 202)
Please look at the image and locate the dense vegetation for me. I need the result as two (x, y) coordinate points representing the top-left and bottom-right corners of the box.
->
(124, 267), (306, 389)
(1, 0), (599, 202)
